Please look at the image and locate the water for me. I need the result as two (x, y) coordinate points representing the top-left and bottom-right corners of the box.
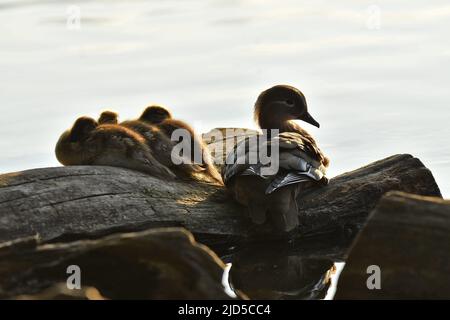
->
(221, 240), (349, 300)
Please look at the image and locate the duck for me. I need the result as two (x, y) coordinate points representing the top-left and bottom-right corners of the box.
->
(139, 104), (172, 125)
(120, 114), (176, 173)
(138, 105), (223, 184)
(55, 116), (97, 166)
(55, 116), (176, 179)
(98, 110), (119, 124)
(96, 109), (178, 174)
(221, 85), (329, 234)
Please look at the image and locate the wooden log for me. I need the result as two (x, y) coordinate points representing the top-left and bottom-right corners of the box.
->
(335, 191), (450, 299)
(0, 152), (441, 252)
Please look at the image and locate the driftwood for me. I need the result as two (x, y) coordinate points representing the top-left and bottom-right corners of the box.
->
(0, 151), (441, 253)
(335, 191), (450, 299)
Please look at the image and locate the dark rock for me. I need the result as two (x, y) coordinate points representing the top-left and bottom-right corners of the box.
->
(0, 228), (236, 299)
(335, 191), (450, 299)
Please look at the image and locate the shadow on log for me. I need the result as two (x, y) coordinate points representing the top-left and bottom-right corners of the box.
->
(0, 152), (442, 253)
(335, 191), (450, 299)
(0, 228), (238, 299)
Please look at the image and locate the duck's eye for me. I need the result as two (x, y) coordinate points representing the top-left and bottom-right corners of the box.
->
(285, 99), (294, 106)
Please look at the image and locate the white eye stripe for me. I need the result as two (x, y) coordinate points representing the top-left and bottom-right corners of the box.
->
(286, 99), (295, 106)
(269, 100), (296, 108)
(277, 100), (295, 108)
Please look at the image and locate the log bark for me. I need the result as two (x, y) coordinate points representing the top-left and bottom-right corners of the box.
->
(0, 152), (441, 252)
(335, 191), (450, 299)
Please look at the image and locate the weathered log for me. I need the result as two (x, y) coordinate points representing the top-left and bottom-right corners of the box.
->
(0, 153), (441, 253)
(0, 228), (237, 299)
(335, 191), (450, 299)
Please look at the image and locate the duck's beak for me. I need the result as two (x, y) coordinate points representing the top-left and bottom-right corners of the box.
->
(300, 112), (320, 128)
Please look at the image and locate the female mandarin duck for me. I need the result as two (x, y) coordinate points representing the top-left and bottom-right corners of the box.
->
(222, 85), (329, 234)
(55, 115), (176, 179)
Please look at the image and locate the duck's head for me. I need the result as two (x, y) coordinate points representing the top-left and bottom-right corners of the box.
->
(254, 85), (320, 129)
(70, 117), (98, 142)
(139, 105), (172, 124)
(98, 110), (118, 124)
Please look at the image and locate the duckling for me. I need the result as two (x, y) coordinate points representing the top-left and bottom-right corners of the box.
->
(139, 104), (172, 125)
(120, 118), (175, 171)
(97, 107), (181, 178)
(222, 85), (329, 234)
(55, 117), (97, 166)
(98, 110), (119, 124)
(55, 116), (176, 179)
(138, 105), (223, 184)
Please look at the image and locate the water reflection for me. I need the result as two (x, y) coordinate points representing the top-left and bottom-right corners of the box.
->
(229, 243), (336, 300)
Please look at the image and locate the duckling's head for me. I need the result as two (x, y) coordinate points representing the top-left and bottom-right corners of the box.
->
(70, 117), (98, 142)
(139, 105), (172, 124)
(254, 85), (320, 129)
(98, 110), (118, 124)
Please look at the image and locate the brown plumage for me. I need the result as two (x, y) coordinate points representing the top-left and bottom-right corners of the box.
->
(139, 105), (172, 125)
(222, 85), (329, 234)
(55, 116), (175, 179)
(120, 119), (175, 170)
(138, 105), (223, 184)
(98, 110), (119, 125)
(55, 117), (98, 166)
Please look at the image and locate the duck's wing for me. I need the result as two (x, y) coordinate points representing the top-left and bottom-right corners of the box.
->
(277, 129), (330, 168)
(221, 136), (266, 185)
(266, 171), (317, 194)
(264, 132), (328, 194)
(222, 133), (327, 181)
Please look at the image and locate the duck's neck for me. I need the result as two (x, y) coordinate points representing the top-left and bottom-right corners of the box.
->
(259, 117), (302, 135)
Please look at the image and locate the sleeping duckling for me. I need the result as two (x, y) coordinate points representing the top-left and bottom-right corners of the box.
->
(55, 116), (175, 179)
(98, 110), (119, 125)
(97, 109), (180, 177)
(222, 85), (329, 234)
(55, 117), (97, 166)
(120, 118), (175, 171)
(138, 105), (223, 184)
(139, 105), (172, 125)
